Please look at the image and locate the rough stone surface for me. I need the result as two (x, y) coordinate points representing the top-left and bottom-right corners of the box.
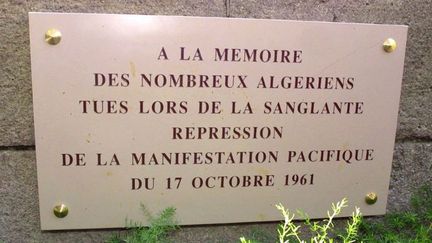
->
(388, 142), (432, 211)
(1, 142), (430, 242)
(230, 0), (432, 141)
(1, 0), (432, 242)
(0, 0), (226, 146)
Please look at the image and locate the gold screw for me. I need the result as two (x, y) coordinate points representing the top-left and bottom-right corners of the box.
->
(45, 28), (62, 45)
(383, 38), (397, 53)
(53, 204), (69, 218)
(365, 192), (378, 205)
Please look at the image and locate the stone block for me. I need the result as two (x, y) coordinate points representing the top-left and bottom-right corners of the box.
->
(1, 0), (431, 242)
(388, 141), (432, 211)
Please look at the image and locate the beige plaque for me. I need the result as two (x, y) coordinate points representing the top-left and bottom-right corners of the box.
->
(29, 12), (407, 230)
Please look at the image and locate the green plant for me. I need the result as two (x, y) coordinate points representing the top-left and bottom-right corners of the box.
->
(241, 198), (362, 243)
(107, 205), (178, 243)
(359, 184), (432, 242)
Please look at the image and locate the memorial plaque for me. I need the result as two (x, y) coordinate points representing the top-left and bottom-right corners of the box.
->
(29, 13), (407, 230)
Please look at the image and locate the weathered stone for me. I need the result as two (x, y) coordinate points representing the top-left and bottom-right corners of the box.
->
(388, 141), (432, 211)
(0, 0), (226, 146)
(1, 142), (430, 242)
(1, 0), (431, 241)
(229, 0), (335, 20)
(230, 0), (432, 140)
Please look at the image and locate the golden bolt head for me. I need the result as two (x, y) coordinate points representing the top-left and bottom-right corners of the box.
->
(365, 192), (378, 205)
(53, 204), (68, 218)
(383, 38), (397, 53)
(45, 28), (62, 45)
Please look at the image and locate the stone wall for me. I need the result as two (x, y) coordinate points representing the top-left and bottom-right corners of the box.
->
(1, 0), (431, 242)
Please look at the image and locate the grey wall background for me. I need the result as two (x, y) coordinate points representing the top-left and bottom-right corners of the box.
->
(1, 0), (431, 242)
